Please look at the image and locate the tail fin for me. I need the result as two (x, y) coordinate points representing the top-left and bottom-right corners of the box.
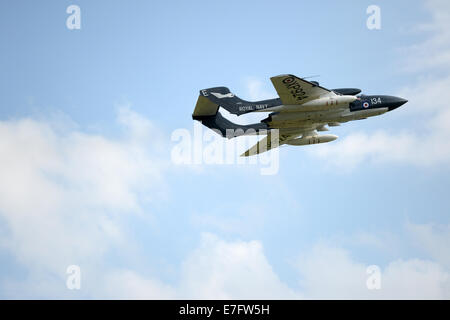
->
(192, 94), (219, 117)
(199, 87), (279, 116)
(193, 92), (268, 138)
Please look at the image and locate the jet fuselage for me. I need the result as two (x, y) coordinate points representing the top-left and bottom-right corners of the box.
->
(265, 94), (408, 129)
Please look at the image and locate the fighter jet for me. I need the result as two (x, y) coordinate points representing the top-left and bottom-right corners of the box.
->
(192, 74), (408, 156)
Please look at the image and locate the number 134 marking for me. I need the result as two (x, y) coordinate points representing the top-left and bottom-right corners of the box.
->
(371, 97), (382, 104)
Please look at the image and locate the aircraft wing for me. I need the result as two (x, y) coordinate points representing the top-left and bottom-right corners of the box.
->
(270, 74), (333, 105)
(240, 123), (336, 156)
(240, 129), (304, 157)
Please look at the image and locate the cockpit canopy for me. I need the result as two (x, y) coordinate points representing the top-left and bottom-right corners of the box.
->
(332, 88), (362, 96)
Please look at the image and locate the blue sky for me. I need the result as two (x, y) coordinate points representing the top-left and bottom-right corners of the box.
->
(0, 0), (449, 298)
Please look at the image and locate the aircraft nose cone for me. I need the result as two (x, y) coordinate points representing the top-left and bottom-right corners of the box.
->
(397, 97), (408, 106)
(388, 96), (408, 111)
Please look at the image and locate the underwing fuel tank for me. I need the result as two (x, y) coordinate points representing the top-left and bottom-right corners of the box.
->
(285, 134), (338, 146)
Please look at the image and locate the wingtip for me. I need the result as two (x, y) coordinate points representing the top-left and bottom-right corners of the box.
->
(271, 73), (294, 79)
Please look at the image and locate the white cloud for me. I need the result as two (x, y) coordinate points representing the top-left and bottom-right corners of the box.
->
(401, 0), (450, 73)
(297, 243), (450, 299)
(297, 244), (369, 299)
(178, 233), (300, 299)
(381, 259), (449, 299)
(99, 270), (176, 299)
(1, 107), (448, 299)
(86, 233), (299, 299)
(296, 221), (450, 299)
(310, 130), (418, 168)
(98, 226), (450, 299)
(0, 107), (167, 297)
(0, 108), (296, 299)
(406, 222), (450, 269)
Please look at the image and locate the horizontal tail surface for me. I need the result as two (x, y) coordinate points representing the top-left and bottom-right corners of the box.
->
(199, 87), (279, 116)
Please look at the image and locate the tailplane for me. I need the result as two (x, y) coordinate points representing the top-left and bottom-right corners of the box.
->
(199, 87), (279, 116)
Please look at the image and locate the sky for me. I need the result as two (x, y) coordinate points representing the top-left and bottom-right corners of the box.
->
(0, 0), (449, 299)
